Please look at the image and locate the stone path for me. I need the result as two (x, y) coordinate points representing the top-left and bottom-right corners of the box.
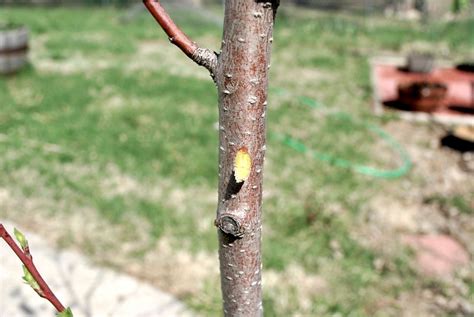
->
(0, 221), (193, 317)
(401, 233), (470, 277)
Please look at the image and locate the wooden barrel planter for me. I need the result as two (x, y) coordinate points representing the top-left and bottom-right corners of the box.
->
(0, 23), (29, 75)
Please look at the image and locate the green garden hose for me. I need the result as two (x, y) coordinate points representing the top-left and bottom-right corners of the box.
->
(269, 88), (412, 179)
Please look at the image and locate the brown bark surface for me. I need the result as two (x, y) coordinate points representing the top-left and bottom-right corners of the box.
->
(215, 1), (277, 316)
(144, 1), (278, 315)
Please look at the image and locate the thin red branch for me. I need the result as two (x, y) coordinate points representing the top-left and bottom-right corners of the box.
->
(143, 0), (197, 56)
(0, 224), (66, 313)
(143, 0), (217, 75)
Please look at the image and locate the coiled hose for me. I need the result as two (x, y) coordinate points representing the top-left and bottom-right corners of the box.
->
(269, 88), (412, 179)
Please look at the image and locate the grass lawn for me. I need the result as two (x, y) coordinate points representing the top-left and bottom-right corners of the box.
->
(1, 4), (473, 316)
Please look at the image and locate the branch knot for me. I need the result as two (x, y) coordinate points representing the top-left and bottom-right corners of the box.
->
(215, 213), (246, 238)
(192, 48), (218, 76)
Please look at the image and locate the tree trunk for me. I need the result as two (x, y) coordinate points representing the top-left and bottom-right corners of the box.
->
(143, 1), (278, 315)
(214, 1), (277, 316)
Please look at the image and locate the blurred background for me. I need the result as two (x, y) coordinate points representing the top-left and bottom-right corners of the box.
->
(1, 0), (473, 316)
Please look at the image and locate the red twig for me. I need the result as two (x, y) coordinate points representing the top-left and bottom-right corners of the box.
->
(143, 0), (218, 74)
(143, 0), (197, 56)
(0, 223), (66, 313)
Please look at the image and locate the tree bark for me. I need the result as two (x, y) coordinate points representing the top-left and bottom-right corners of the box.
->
(143, 1), (278, 315)
(215, 1), (277, 316)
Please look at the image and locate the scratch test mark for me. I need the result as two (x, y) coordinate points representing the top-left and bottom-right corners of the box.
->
(234, 147), (252, 183)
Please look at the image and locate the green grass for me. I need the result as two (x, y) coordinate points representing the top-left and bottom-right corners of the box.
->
(0, 5), (472, 316)
(424, 194), (473, 215)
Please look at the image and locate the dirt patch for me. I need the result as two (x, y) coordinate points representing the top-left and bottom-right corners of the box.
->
(123, 236), (219, 297)
(272, 46), (335, 91)
(127, 41), (212, 80)
(7, 82), (44, 107)
(365, 120), (472, 234)
(264, 264), (327, 313)
(27, 34), (114, 75)
(34, 52), (112, 75)
(0, 170), (218, 299)
(97, 164), (216, 218)
(0, 161), (219, 299)
(355, 119), (473, 316)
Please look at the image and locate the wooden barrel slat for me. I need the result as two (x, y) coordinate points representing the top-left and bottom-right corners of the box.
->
(0, 26), (29, 75)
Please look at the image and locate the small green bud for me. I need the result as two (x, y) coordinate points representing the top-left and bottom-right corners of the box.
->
(14, 228), (29, 251)
(57, 307), (74, 317)
(22, 265), (41, 293)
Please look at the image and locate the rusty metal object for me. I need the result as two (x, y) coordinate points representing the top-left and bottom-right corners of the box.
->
(398, 81), (448, 112)
(0, 24), (29, 75)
